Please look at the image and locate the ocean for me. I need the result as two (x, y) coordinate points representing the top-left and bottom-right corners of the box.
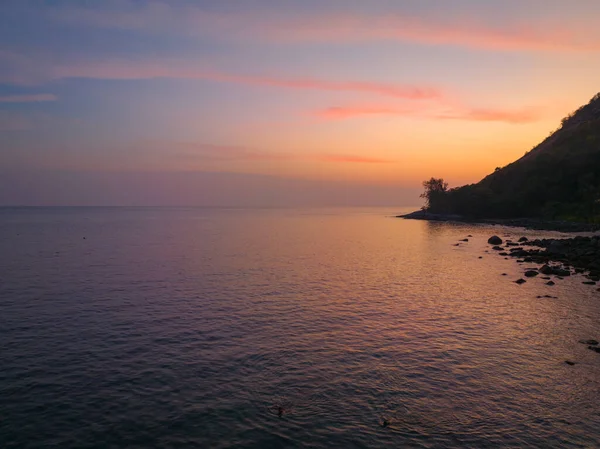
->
(1, 207), (600, 448)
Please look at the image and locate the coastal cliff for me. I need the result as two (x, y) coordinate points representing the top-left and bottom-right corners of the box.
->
(406, 93), (600, 222)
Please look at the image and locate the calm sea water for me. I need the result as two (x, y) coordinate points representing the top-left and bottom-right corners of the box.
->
(1, 207), (600, 448)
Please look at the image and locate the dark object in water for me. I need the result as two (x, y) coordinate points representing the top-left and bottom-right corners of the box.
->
(278, 406), (284, 417)
(565, 360), (575, 366)
(488, 236), (503, 245)
(381, 419), (390, 428)
(515, 278), (526, 284)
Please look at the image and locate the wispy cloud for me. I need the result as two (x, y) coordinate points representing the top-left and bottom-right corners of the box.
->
(314, 103), (544, 124)
(314, 106), (416, 120)
(0, 51), (441, 98)
(165, 142), (395, 164)
(45, 2), (600, 53)
(0, 93), (57, 103)
(436, 108), (542, 124)
(47, 62), (442, 99)
(274, 15), (599, 53)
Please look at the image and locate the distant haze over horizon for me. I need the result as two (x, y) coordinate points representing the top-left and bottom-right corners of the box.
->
(1, 0), (600, 206)
(0, 170), (421, 207)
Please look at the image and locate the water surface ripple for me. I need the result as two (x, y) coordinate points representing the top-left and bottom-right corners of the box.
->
(1, 207), (600, 448)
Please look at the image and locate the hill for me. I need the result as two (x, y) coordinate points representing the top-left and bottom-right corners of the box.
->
(426, 93), (600, 221)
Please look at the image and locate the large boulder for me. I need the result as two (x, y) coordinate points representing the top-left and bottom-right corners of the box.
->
(488, 236), (503, 245)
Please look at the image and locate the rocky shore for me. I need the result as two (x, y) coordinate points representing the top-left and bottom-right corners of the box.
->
(485, 234), (600, 285)
(481, 233), (600, 363)
(400, 210), (600, 233)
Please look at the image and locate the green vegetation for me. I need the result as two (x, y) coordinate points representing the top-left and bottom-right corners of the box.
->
(421, 93), (600, 222)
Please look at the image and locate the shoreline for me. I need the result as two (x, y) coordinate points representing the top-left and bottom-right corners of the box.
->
(399, 209), (600, 233)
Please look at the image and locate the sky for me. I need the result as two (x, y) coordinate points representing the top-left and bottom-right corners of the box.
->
(1, 0), (600, 206)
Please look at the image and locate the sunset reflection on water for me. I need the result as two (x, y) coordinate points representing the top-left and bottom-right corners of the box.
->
(1, 207), (599, 448)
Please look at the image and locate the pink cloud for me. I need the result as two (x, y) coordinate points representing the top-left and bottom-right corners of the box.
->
(315, 106), (416, 119)
(266, 15), (599, 53)
(314, 104), (544, 124)
(436, 108), (542, 124)
(219, 73), (441, 100)
(0, 94), (57, 103)
(49, 62), (441, 100)
(47, 3), (600, 53)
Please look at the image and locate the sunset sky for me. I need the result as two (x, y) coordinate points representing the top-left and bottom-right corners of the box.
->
(1, 0), (600, 206)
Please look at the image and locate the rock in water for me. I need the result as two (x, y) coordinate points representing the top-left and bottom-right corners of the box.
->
(546, 281), (555, 286)
(524, 270), (539, 277)
(579, 339), (599, 345)
(518, 237), (529, 242)
(515, 278), (527, 284)
(565, 360), (576, 366)
(488, 236), (503, 245)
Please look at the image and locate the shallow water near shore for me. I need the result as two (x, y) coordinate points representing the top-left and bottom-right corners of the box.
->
(2, 207), (600, 448)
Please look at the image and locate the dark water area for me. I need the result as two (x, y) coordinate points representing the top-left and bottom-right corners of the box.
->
(1, 207), (600, 448)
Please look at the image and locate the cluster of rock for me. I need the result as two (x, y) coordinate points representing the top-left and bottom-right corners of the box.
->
(487, 235), (600, 285)
(480, 234), (600, 367)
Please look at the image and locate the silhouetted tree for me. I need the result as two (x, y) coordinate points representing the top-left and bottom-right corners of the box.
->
(420, 178), (449, 212)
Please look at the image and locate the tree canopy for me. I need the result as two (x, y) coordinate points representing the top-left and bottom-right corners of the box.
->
(420, 177), (448, 212)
